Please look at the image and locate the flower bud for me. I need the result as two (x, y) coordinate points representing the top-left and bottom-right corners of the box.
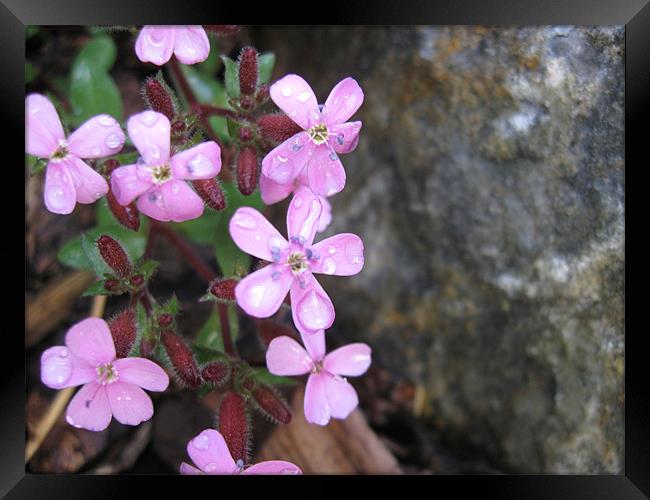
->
(171, 120), (186, 133)
(257, 319), (300, 347)
(217, 391), (250, 463)
(158, 313), (173, 327)
(130, 274), (144, 287)
(107, 190), (141, 232)
(140, 337), (155, 358)
(97, 235), (132, 279)
(236, 146), (258, 196)
(238, 126), (253, 143)
(203, 25), (241, 36)
(108, 308), (137, 358)
(192, 178), (226, 211)
(239, 95), (254, 111)
(238, 47), (258, 96)
(209, 278), (238, 302)
(161, 330), (201, 389)
(244, 380), (291, 424)
(200, 361), (230, 386)
(143, 77), (175, 121)
(104, 278), (120, 293)
(258, 114), (302, 143)
(255, 84), (269, 104)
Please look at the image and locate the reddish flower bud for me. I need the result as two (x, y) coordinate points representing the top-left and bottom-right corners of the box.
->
(258, 114), (302, 143)
(108, 308), (137, 358)
(203, 25), (241, 36)
(255, 84), (269, 104)
(239, 47), (258, 96)
(104, 278), (120, 292)
(107, 190), (141, 232)
(103, 159), (120, 176)
(140, 337), (155, 358)
(97, 235), (132, 279)
(217, 391), (250, 463)
(130, 274), (144, 287)
(245, 381), (292, 425)
(209, 278), (238, 302)
(236, 146), (258, 196)
(257, 319), (301, 347)
(238, 126), (253, 143)
(171, 120), (186, 133)
(239, 95), (254, 111)
(201, 361), (230, 386)
(143, 77), (175, 121)
(192, 178), (226, 211)
(161, 331), (201, 389)
(158, 313), (173, 327)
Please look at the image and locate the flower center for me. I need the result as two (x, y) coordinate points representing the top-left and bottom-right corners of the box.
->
(287, 252), (308, 274)
(96, 363), (119, 385)
(308, 124), (329, 145)
(50, 140), (70, 162)
(151, 164), (172, 184)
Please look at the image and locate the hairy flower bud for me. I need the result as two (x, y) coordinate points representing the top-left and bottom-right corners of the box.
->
(107, 190), (141, 232)
(97, 235), (132, 279)
(217, 391), (250, 463)
(130, 274), (144, 287)
(192, 178), (226, 211)
(201, 361), (230, 386)
(238, 126), (253, 143)
(157, 313), (173, 327)
(236, 146), (258, 196)
(161, 331), (201, 389)
(209, 278), (238, 302)
(255, 84), (269, 104)
(239, 47), (258, 96)
(108, 308), (137, 358)
(203, 25), (241, 36)
(257, 319), (300, 347)
(258, 113), (302, 143)
(143, 77), (175, 121)
(245, 381), (292, 425)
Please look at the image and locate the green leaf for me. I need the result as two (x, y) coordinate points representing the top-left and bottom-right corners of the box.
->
(26, 26), (40, 39)
(81, 232), (112, 276)
(139, 260), (159, 281)
(170, 210), (222, 246)
(58, 235), (93, 271)
(192, 344), (229, 366)
(257, 53), (275, 85)
(69, 34), (123, 126)
(197, 39), (220, 76)
(27, 154), (46, 175)
(25, 62), (39, 84)
(82, 280), (110, 297)
(221, 55), (240, 99)
(195, 310), (222, 351)
(249, 367), (298, 387)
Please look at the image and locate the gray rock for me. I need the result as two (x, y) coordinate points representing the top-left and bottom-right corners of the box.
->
(253, 26), (624, 473)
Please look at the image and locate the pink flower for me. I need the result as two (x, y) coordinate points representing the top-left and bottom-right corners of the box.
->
(40, 317), (169, 431)
(261, 75), (363, 198)
(25, 94), (125, 215)
(135, 26), (210, 66)
(259, 173), (333, 233)
(180, 429), (302, 475)
(266, 330), (371, 426)
(229, 188), (364, 336)
(110, 110), (221, 222)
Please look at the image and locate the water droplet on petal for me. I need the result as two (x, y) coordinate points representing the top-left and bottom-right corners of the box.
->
(92, 146), (102, 156)
(233, 211), (258, 230)
(142, 111), (158, 126)
(329, 151), (338, 161)
(291, 137), (303, 152)
(192, 434), (210, 450)
(322, 257), (336, 275)
(60, 348), (68, 357)
(136, 157), (146, 167)
(29, 103), (40, 114)
(326, 245), (337, 255)
(171, 183), (180, 195)
(281, 86), (293, 97)
(47, 187), (67, 211)
(336, 134), (345, 145)
(94, 192), (103, 199)
(148, 145), (161, 160)
(296, 91), (311, 103)
(293, 193), (304, 208)
(98, 114), (116, 127)
(146, 32), (166, 47)
(105, 133), (122, 149)
(187, 153), (212, 176)
(203, 462), (219, 473)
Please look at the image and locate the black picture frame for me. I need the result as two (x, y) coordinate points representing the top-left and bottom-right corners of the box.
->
(7, 0), (647, 497)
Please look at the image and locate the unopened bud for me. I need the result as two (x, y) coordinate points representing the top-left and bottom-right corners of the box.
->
(217, 391), (250, 463)
(239, 47), (258, 96)
(130, 274), (144, 287)
(258, 114), (302, 143)
(257, 319), (300, 347)
(236, 146), (258, 196)
(171, 120), (186, 133)
(158, 313), (173, 327)
(239, 95), (254, 110)
(107, 190), (140, 231)
(209, 278), (238, 302)
(140, 337), (155, 358)
(245, 381), (292, 425)
(203, 25), (241, 36)
(108, 308), (137, 358)
(255, 84), (269, 104)
(97, 235), (132, 279)
(201, 361), (230, 386)
(192, 178), (226, 211)
(104, 278), (120, 292)
(161, 331), (201, 389)
(143, 77), (175, 121)
(238, 126), (253, 143)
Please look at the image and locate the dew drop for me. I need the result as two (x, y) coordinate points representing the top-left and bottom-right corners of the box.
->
(293, 193), (304, 208)
(148, 190), (161, 203)
(336, 134), (345, 145)
(233, 211), (258, 230)
(329, 151), (338, 161)
(277, 155), (288, 163)
(47, 187), (67, 211)
(142, 110), (158, 126)
(105, 133), (122, 149)
(98, 114), (116, 127)
(171, 183), (180, 195)
(148, 145), (161, 160)
(29, 103), (40, 114)
(281, 86), (293, 97)
(136, 157), (146, 167)
(146, 32), (165, 47)
(94, 192), (103, 200)
(92, 146), (102, 156)
(203, 462), (219, 473)
(296, 91), (311, 103)
(291, 137), (303, 152)
(326, 245), (337, 255)
(192, 434), (210, 450)
(60, 348), (68, 357)
(322, 257), (337, 275)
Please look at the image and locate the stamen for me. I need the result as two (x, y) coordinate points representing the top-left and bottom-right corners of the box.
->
(307, 123), (329, 145)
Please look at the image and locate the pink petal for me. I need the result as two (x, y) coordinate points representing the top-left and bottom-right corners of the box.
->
(173, 26), (210, 65)
(300, 329), (326, 362)
(242, 461), (302, 475)
(316, 196), (332, 233)
(322, 77), (364, 126)
(307, 145), (346, 197)
(43, 162), (76, 215)
(266, 336), (313, 376)
(67, 114), (125, 159)
(229, 207), (288, 262)
(170, 141), (221, 180)
(180, 462), (203, 475)
(160, 179), (205, 222)
(136, 186), (168, 221)
(234, 265), (293, 318)
(324, 343), (372, 377)
(25, 93), (64, 157)
(135, 26), (175, 66)
(66, 382), (112, 431)
(261, 132), (312, 185)
(259, 173), (294, 205)
(65, 156), (109, 204)
(106, 381), (153, 426)
(127, 110), (170, 165)
(110, 163), (154, 205)
(41, 346), (95, 389)
(304, 373), (330, 426)
(186, 429), (238, 474)
(269, 74), (320, 130)
(310, 233), (365, 276)
(328, 121), (362, 154)
(289, 275), (335, 335)
(65, 317), (115, 366)
(323, 375), (358, 419)
(113, 357), (169, 392)
(286, 187), (322, 247)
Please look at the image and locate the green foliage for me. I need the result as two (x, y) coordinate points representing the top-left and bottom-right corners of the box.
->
(194, 306), (239, 352)
(26, 154), (46, 175)
(249, 367), (298, 387)
(69, 34), (123, 127)
(25, 62), (39, 84)
(81, 280), (111, 297)
(257, 53), (276, 85)
(221, 55), (240, 99)
(171, 210), (221, 246)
